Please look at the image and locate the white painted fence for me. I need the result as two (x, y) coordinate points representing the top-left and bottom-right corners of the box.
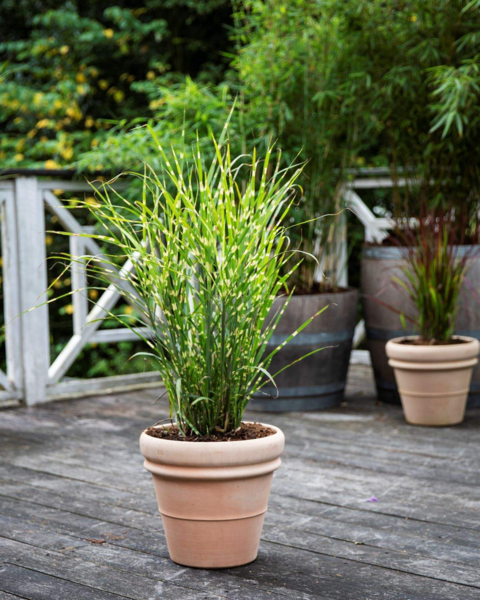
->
(0, 170), (396, 406)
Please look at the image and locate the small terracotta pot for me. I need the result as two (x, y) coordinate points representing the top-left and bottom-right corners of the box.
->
(139, 423), (285, 569)
(386, 336), (480, 426)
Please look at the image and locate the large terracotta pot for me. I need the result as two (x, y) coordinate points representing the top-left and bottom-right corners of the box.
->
(249, 288), (358, 411)
(139, 423), (285, 568)
(386, 336), (479, 426)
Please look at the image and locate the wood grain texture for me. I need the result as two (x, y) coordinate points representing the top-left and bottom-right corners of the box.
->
(1, 364), (479, 599)
(15, 178), (50, 405)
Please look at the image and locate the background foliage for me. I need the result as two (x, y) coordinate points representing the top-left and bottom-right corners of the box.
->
(2, 0), (480, 372)
(0, 0), (231, 169)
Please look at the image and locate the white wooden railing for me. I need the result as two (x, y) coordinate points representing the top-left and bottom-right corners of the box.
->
(0, 170), (396, 406)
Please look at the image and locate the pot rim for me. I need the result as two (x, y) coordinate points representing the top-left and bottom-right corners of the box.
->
(141, 421), (282, 445)
(139, 421), (286, 468)
(386, 335), (480, 363)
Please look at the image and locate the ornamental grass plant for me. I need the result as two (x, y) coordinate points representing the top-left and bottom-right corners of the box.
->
(394, 211), (477, 343)
(54, 131), (326, 436)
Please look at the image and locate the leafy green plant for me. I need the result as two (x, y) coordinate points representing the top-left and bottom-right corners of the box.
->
(53, 131), (326, 436)
(394, 212), (475, 342)
(0, 1), (232, 169)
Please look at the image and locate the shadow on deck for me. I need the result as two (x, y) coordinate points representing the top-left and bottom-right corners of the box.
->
(1, 364), (479, 599)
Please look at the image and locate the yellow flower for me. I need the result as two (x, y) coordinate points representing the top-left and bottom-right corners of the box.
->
(146, 71), (155, 80)
(54, 99), (63, 110)
(89, 289), (99, 300)
(76, 85), (87, 95)
(124, 305), (134, 315)
(36, 119), (50, 128)
(76, 73), (86, 83)
(66, 107), (77, 118)
(45, 159), (60, 169)
(62, 147), (73, 160)
(65, 304), (74, 315)
(53, 280), (63, 289)
(103, 28), (114, 39)
(33, 92), (44, 105)
(85, 117), (95, 128)
(59, 45), (69, 55)
(14, 153), (24, 162)
(410, 14), (418, 22)
(98, 79), (109, 90)
(45, 235), (54, 246)
(113, 90), (125, 103)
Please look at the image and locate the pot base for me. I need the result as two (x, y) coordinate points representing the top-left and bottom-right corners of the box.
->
(162, 513), (265, 569)
(399, 389), (470, 427)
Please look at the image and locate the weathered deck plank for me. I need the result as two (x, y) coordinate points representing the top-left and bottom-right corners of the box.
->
(1, 364), (479, 599)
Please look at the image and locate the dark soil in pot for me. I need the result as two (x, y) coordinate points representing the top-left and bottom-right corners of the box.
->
(145, 422), (275, 442)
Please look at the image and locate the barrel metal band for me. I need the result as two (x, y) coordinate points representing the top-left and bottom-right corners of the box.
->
(362, 245), (477, 260)
(267, 329), (355, 346)
(258, 381), (345, 398)
(367, 327), (480, 341)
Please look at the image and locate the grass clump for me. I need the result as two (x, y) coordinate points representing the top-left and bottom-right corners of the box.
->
(59, 130), (325, 436)
(395, 211), (476, 343)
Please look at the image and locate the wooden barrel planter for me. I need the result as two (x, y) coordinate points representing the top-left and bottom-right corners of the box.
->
(249, 288), (358, 412)
(361, 245), (480, 408)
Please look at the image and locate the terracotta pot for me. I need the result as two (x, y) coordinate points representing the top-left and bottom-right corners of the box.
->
(139, 423), (285, 569)
(386, 336), (480, 426)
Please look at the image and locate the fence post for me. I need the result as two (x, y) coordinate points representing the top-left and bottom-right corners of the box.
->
(1, 187), (23, 394)
(15, 177), (50, 405)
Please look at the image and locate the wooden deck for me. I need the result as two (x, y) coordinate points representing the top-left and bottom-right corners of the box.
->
(1, 364), (479, 600)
